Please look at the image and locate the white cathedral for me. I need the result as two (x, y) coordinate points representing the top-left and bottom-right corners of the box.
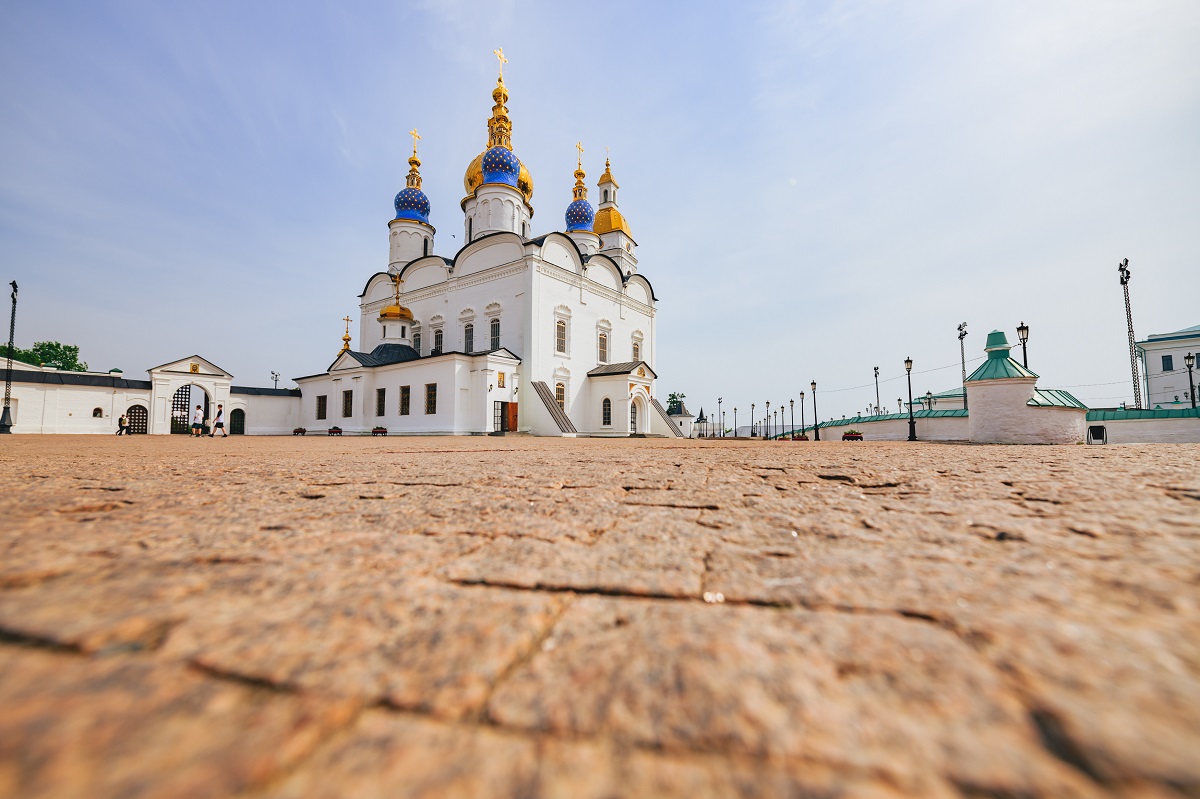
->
(292, 62), (679, 437)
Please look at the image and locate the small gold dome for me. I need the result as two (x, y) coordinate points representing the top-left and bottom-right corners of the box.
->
(379, 304), (413, 321)
(592, 207), (631, 237)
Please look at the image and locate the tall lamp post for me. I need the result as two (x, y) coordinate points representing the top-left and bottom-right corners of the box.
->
(1185, 352), (1196, 409)
(957, 323), (968, 411)
(717, 397), (724, 438)
(765, 401), (770, 441)
(897, 397), (903, 414)
(270, 370), (280, 389)
(750, 403), (755, 437)
(733, 407), (738, 436)
(873, 366), (880, 416)
(1118, 259), (1142, 408)
(789, 399), (794, 440)
(810, 381), (820, 441)
(1016, 322), (1030, 369)
(905, 357), (916, 441)
(0, 281), (17, 435)
(798, 391), (805, 438)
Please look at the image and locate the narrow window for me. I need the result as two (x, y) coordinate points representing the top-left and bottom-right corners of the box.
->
(464, 323), (474, 353)
(400, 385), (411, 415)
(425, 383), (437, 414)
(556, 320), (567, 353)
(433, 329), (443, 354)
(490, 317), (500, 350)
(401, 325), (406, 338)
(316, 395), (328, 420)
(342, 389), (353, 418)
(383, 325), (388, 338)
(603, 189), (609, 203)
(555, 382), (566, 410)
(423, 238), (429, 256)
(413, 332), (421, 353)
(598, 332), (608, 363)
(467, 218), (472, 240)
(92, 408), (103, 418)
(376, 387), (386, 417)
(497, 372), (505, 388)
(632, 341), (641, 361)
(602, 398), (612, 425)
(1163, 355), (1174, 372)
(631, 403), (638, 430)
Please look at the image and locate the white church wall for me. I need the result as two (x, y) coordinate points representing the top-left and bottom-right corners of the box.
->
(818, 416), (969, 441)
(968, 379), (1086, 444)
(1093, 417), (1200, 444)
(401, 260), (450, 293)
(7, 382), (149, 434)
(234, 395), (299, 435)
(455, 237), (525, 278)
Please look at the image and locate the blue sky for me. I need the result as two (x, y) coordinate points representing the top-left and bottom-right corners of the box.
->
(1, 1), (1197, 423)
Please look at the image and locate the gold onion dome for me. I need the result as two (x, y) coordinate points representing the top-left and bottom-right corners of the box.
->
(463, 73), (534, 204)
(378, 304), (413, 321)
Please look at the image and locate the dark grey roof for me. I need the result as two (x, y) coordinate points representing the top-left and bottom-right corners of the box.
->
(319, 346), (520, 376)
(230, 386), (301, 397)
(5, 369), (152, 390)
(587, 361), (658, 378)
(668, 402), (693, 417)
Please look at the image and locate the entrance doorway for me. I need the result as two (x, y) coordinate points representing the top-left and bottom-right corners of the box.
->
(170, 385), (209, 434)
(230, 408), (246, 435)
(630, 402), (639, 433)
(125, 405), (148, 435)
(493, 401), (517, 433)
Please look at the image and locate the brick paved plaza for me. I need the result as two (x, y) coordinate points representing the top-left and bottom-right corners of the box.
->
(1, 436), (1198, 798)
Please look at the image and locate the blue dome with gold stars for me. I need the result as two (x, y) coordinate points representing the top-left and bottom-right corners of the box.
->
(394, 186), (430, 224)
(565, 197), (594, 232)
(481, 145), (520, 187)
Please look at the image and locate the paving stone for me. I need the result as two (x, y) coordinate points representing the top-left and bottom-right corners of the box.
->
(0, 647), (357, 799)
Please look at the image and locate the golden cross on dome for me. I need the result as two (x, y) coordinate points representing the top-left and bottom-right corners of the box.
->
(342, 315), (352, 333)
(493, 47), (508, 76)
(390, 273), (403, 305)
(409, 128), (420, 156)
(576, 141), (584, 169)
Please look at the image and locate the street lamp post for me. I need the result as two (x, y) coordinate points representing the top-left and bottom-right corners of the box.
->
(750, 403), (755, 437)
(873, 366), (880, 416)
(810, 381), (820, 441)
(718, 397), (723, 438)
(1016, 322), (1030, 369)
(789, 399), (794, 440)
(1186, 352), (1196, 409)
(905, 357), (916, 441)
(957, 323), (968, 411)
(765, 401), (770, 441)
(1118, 258), (1142, 409)
(271, 370), (280, 389)
(0, 281), (17, 435)
(733, 407), (738, 436)
(925, 390), (933, 411)
(898, 397), (903, 414)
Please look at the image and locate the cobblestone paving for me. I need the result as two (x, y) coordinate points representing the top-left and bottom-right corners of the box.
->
(1, 436), (1198, 798)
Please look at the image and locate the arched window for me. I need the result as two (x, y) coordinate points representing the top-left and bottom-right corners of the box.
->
(464, 323), (474, 353)
(632, 341), (640, 361)
(598, 332), (608, 363)
(413, 332), (421, 353)
(555, 382), (566, 410)
(433, 329), (443, 354)
(467, 218), (472, 240)
(602, 398), (612, 426)
(630, 403), (638, 431)
(423, 238), (429, 256)
(490, 317), (500, 350)
(92, 408), (103, 418)
(603, 189), (609, 203)
(555, 320), (567, 353)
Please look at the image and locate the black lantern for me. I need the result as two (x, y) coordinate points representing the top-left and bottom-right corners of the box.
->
(1017, 321), (1030, 368)
(904, 357), (916, 441)
(810, 381), (819, 441)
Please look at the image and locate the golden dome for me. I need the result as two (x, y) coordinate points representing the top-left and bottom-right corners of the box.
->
(597, 157), (619, 188)
(593, 207), (631, 237)
(463, 151), (534, 203)
(379, 304), (413, 321)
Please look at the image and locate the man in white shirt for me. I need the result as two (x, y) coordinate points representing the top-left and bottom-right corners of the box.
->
(191, 405), (204, 437)
(209, 404), (228, 437)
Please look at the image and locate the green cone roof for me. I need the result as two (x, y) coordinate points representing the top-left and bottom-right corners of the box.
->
(966, 329), (1038, 381)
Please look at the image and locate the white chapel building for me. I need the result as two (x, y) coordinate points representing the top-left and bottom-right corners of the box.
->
(293, 66), (679, 437)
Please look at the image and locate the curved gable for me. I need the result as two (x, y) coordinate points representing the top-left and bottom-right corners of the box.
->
(400, 257), (451, 292)
(624, 273), (657, 304)
(588, 259), (622, 291)
(454, 231), (526, 278)
(361, 273), (394, 304)
(538, 233), (584, 275)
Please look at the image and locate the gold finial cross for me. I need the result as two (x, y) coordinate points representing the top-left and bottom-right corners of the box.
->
(390, 274), (402, 305)
(493, 47), (508, 76)
(605, 145), (611, 161)
(409, 128), (420, 156)
(576, 141), (584, 169)
(342, 315), (352, 334)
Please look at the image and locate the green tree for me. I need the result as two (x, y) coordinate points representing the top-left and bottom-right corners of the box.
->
(667, 391), (686, 415)
(0, 341), (88, 371)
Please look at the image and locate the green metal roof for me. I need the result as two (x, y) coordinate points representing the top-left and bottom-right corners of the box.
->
(1138, 323), (1200, 345)
(1027, 389), (1088, 409)
(966, 329), (1038, 382)
(1086, 406), (1200, 421)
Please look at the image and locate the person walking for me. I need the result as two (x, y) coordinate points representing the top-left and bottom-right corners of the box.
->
(209, 404), (228, 437)
(191, 405), (204, 438)
(116, 414), (128, 435)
